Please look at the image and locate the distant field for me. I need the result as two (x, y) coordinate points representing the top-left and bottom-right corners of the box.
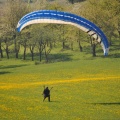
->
(0, 56), (120, 120)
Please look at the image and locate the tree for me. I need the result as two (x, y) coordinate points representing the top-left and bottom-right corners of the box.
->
(35, 24), (58, 62)
(27, 31), (37, 61)
(2, 0), (29, 58)
(19, 31), (29, 60)
(2, 32), (13, 59)
(98, 0), (120, 45)
(42, 26), (55, 62)
(0, 3), (5, 58)
(0, 37), (3, 58)
(79, 0), (120, 55)
(63, 25), (78, 51)
(34, 26), (45, 62)
(81, 0), (120, 41)
(76, 30), (84, 52)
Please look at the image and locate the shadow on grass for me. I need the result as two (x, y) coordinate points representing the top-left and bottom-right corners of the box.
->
(0, 71), (11, 75)
(43, 100), (60, 103)
(48, 53), (72, 62)
(21, 53), (73, 62)
(107, 53), (120, 58)
(50, 101), (60, 103)
(97, 53), (120, 58)
(83, 44), (120, 58)
(98, 44), (120, 58)
(0, 64), (28, 69)
(92, 102), (120, 106)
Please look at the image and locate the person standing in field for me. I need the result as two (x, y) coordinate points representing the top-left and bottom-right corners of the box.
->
(43, 86), (51, 102)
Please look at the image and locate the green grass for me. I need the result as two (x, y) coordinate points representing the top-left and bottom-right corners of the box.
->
(0, 42), (120, 120)
(0, 57), (120, 120)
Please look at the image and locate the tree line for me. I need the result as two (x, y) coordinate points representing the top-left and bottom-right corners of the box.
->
(0, 0), (120, 62)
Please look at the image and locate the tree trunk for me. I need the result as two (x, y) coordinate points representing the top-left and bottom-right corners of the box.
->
(78, 39), (82, 52)
(92, 43), (96, 57)
(38, 41), (44, 62)
(31, 51), (34, 61)
(50, 42), (52, 49)
(118, 31), (120, 46)
(39, 50), (42, 62)
(44, 44), (51, 63)
(13, 34), (19, 59)
(45, 48), (48, 62)
(16, 52), (18, 59)
(6, 46), (9, 59)
(23, 46), (26, 60)
(15, 45), (20, 59)
(78, 30), (83, 52)
(0, 42), (3, 58)
(30, 46), (34, 61)
(39, 45), (42, 62)
(62, 25), (65, 49)
(90, 36), (96, 57)
(62, 41), (65, 49)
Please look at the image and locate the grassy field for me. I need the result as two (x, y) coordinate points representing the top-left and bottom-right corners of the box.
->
(0, 44), (120, 120)
(0, 58), (120, 120)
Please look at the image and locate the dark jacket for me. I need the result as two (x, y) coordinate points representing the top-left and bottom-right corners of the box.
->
(43, 87), (50, 97)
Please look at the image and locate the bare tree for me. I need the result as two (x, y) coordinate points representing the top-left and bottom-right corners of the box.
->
(2, 0), (29, 58)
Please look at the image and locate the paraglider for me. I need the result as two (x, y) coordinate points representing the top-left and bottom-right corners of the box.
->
(16, 10), (109, 55)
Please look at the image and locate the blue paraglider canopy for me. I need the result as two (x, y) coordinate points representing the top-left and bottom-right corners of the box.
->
(16, 10), (109, 55)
